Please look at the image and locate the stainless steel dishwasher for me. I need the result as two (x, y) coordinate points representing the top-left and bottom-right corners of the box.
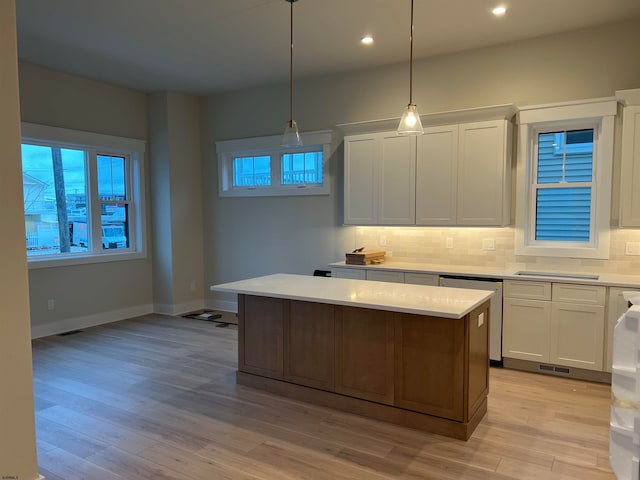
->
(439, 275), (503, 365)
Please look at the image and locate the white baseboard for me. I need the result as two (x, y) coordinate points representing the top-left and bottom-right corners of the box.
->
(30, 304), (153, 339)
(205, 298), (237, 313)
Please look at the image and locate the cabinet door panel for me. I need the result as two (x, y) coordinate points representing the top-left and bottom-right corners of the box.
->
(335, 306), (395, 405)
(395, 313), (465, 420)
(457, 120), (509, 226)
(620, 106), (640, 227)
(416, 125), (458, 225)
(503, 298), (551, 362)
(344, 135), (378, 225)
(285, 301), (335, 390)
(239, 295), (284, 379)
(379, 134), (416, 224)
(550, 303), (604, 371)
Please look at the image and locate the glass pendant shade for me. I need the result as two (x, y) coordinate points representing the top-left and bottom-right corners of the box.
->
(397, 103), (424, 135)
(282, 119), (302, 147)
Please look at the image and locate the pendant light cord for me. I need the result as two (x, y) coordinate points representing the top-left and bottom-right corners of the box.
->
(409, 0), (414, 105)
(289, 0), (294, 127)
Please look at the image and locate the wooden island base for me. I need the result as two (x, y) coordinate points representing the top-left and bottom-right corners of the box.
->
(236, 293), (490, 441)
(237, 371), (488, 440)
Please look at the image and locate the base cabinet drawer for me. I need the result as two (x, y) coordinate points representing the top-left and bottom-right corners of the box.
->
(331, 267), (366, 280)
(405, 272), (440, 286)
(366, 270), (405, 283)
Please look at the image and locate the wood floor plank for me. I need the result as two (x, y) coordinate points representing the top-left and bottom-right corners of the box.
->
(32, 313), (616, 480)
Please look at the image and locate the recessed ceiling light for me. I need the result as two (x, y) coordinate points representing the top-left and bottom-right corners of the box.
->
(492, 6), (507, 16)
(361, 35), (374, 45)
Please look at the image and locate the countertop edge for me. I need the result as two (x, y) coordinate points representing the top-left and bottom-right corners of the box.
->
(328, 261), (640, 288)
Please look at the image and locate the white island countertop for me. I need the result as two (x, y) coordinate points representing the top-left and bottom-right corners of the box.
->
(210, 273), (493, 319)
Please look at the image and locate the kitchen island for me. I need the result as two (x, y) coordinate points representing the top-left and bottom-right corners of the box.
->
(211, 273), (493, 440)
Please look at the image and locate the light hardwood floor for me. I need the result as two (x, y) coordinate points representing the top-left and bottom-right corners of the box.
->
(32, 314), (616, 480)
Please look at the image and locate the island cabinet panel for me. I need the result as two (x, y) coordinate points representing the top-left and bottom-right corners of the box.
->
(466, 302), (490, 418)
(238, 295), (284, 379)
(394, 314), (465, 420)
(335, 306), (396, 405)
(284, 301), (335, 391)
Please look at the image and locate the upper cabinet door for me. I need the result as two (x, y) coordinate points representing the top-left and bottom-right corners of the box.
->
(344, 133), (378, 225)
(620, 105), (640, 227)
(416, 125), (459, 225)
(378, 133), (416, 225)
(457, 120), (511, 226)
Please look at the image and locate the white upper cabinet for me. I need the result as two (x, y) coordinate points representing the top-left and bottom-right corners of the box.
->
(618, 89), (640, 227)
(378, 133), (416, 224)
(416, 125), (459, 225)
(344, 134), (378, 224)
(457, 120), (511, 226)
(343, 107), (513, 226)
(344, 132), (415, 225)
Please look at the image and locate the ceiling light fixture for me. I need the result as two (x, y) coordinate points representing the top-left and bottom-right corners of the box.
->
(361, 35), (374, 45)
(282, 0), (302, 147)
(397, 0), (423, 136)
(492, 6), (507, 16)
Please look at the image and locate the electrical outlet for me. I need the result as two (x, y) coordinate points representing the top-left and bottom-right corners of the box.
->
(379, 235), (387, 246)
(478, 312), (485, 327)
(626, 242), (640, 256)
(47, 299), (55, 310)
(482, 238), (495, 250)
(386, 251), (393, 258)
(446, 237), (453, 249)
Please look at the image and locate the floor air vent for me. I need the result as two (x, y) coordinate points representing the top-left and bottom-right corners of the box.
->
(538, 363), (571, 375)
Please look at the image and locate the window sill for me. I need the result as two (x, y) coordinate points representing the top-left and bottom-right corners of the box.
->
(27, 250), (147, 269)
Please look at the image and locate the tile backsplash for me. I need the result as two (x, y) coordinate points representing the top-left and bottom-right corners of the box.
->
(353, 226), (640, 275)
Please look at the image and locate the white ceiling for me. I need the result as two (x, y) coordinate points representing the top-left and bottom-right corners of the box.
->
(15, 0), (640, 95)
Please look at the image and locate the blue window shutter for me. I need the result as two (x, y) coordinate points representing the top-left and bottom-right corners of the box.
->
(535, 187), (591, 241)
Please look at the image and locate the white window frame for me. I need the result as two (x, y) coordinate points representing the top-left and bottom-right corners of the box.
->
(21, 123), (147, 269)
(216, 130), (333, 197)
(514, 98), (617, 259)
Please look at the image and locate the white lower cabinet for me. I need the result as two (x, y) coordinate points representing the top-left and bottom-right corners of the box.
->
(503, 298), (551, 362)
(503, 280), (606, 371)
(550, 302), (604, 371)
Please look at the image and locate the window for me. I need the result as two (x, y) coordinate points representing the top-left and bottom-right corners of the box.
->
(21, 123), (146, 267)
(515, 99), (617, 259)
(217, 130), (332, 197)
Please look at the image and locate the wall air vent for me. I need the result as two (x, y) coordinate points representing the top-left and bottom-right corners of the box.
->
(538, 363), (571, 375)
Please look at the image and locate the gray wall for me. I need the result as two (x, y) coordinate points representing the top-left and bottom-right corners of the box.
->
(149, 91), (205, 314)
(204, 18), (640, 308)
(19, 63), (154, 336)
(0, 1), (39, 477)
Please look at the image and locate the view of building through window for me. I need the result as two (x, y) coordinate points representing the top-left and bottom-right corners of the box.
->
(22, 144), (129, 256)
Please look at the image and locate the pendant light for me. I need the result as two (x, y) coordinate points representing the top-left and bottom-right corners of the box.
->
(282, 0), (303, 147)
(397, 0), (424, 136)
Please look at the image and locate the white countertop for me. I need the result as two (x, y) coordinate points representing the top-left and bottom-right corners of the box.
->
(210, 273), (493, 319)
(329, 261), (640, 288)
